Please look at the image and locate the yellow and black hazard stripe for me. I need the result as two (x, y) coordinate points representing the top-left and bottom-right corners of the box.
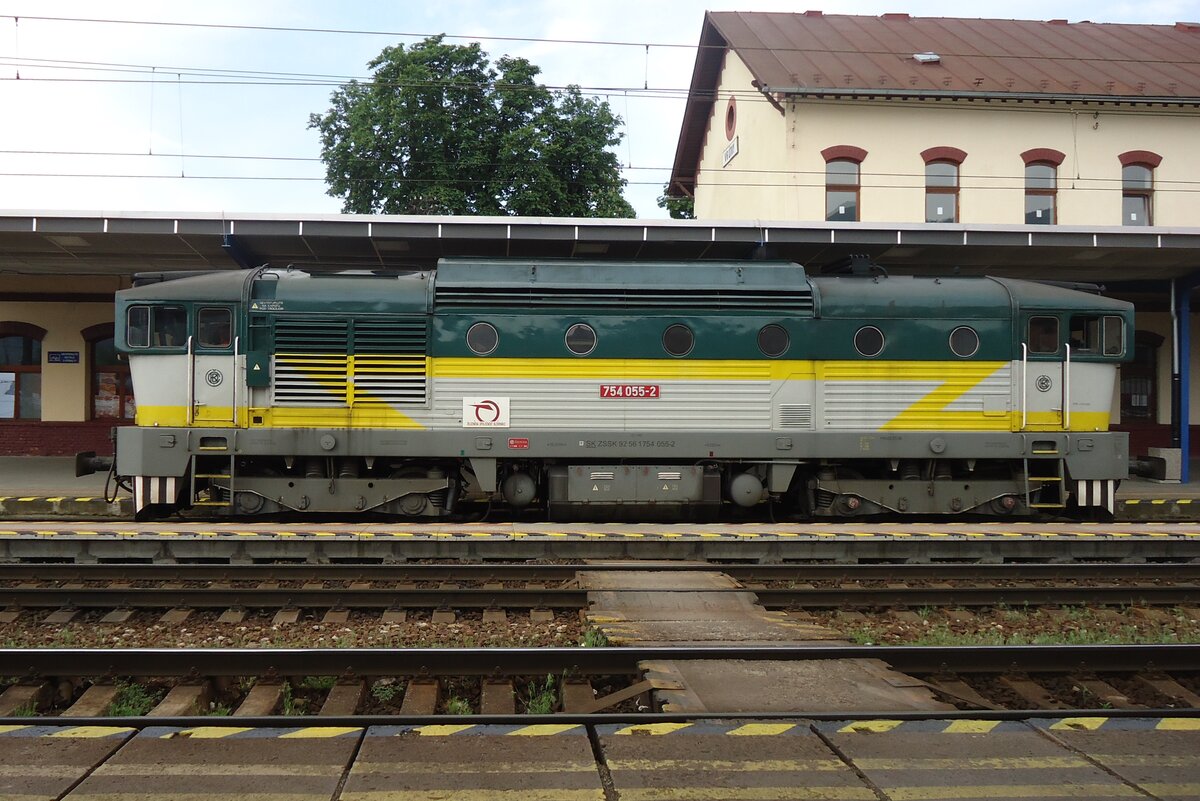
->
(826, 717), (1200, 734)
(368, 724), (585, 736)
(4, 527), (1200, 540)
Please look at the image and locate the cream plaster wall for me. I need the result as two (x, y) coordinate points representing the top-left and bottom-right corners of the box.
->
(695, 79), (1200, 226)
(1137, 311), (1200, 425)
(694, 53), (792, 220)
(0, 302), (115, 421)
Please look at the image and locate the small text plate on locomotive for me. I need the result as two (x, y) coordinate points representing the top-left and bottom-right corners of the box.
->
(600, 384), (660, 399)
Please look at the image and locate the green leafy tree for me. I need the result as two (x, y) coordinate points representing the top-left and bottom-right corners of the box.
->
(310, 36), (635, 217)
(657, 185), (695, 219)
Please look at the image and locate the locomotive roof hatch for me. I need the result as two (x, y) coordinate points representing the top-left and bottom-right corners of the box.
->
(992, 276), (1133, 313)
(432, 258), (816, 314)
(122, 269), (249, 302)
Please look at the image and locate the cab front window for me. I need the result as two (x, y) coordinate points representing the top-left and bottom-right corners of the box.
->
(1068, 314), (1125, 357)
(126, 305), (187, 349)
(1068, 315), (1101, 353)
(154, 307), (187, 347)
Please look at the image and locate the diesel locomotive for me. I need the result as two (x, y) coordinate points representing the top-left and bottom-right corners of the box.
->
(81, 259), (1133, 520)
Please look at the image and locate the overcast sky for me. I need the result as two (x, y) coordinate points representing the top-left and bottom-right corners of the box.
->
(1, 1), (1196, 218)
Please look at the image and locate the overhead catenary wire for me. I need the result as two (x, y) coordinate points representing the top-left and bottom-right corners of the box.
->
(1, 170), (1197, 194)
(5, 14), (1200, 67)
(7, 145), (1200, 185)
(1, 148), (1198, 189)
(4, 63), (1199, 123)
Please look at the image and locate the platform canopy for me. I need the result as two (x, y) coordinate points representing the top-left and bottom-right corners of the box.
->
(1, 211), (1199, 284)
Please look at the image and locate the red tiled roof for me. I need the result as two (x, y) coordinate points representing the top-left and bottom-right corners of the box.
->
(711, 12), (1200, 97)
(669, 12), (1200, 195)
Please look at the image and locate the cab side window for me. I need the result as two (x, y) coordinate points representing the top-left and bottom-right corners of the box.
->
(198, 308), (232, 349)
(1027, 317), (1059, 355)
(1103, 316), (1125, 356)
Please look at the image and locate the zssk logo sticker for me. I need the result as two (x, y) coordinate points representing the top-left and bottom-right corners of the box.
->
(471, 400), (501, 423)
(463, 397), (510, 428)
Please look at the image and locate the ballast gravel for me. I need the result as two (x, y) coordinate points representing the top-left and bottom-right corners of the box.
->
(0, 609), (587, 649)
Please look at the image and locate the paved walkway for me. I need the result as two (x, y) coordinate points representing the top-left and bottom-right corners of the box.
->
(2, 718), (1197, 801)
(0, 458), (111, 496)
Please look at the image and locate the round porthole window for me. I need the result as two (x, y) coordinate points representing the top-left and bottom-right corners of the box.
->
(662, 324), (694, 357)
(854, 326), (885, 357)
(757, 324), (789, 357)
(949, 326), (979, 358)
(565, 323), (597, 356)
(466, 322), (498, 356)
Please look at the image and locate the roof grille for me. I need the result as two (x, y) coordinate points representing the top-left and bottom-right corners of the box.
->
(273, 318), (348, 354)
(435, 286), (815, 313)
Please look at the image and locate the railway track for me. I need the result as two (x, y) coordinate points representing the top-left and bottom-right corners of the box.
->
(1, 563), (1198, 615)
(0, 645), (1198, 721)
(6, 562), (1200, 581)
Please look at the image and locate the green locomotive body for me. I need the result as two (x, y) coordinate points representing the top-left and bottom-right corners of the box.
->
(97, 259), (1133, 519)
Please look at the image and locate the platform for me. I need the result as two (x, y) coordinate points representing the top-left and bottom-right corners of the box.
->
(2, 718), (1195, 800)
(2, 520), (1200, 563)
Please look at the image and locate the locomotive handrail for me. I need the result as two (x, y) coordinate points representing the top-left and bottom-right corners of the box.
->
(186, 335), (195, 426)
(1064, 343), (1071, 430)
(1020, 342), (1027, 429)
(232, 336), (240, 427)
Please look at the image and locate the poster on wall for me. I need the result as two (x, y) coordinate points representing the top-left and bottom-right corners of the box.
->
(94, 373), (120, 417)
(0, 373), (15, 419)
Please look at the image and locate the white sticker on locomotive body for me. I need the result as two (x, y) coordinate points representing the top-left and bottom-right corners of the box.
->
(463, 397), (510, 428)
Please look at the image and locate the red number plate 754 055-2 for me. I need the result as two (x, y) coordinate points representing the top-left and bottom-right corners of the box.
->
(599, 384), (660, 399)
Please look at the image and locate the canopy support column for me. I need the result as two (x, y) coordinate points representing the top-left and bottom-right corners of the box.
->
(1173, 272), (1200, 483)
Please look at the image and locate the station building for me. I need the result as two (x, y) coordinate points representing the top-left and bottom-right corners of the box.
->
(1, 13), (1199, 477)
(667, 11), (1200, 473)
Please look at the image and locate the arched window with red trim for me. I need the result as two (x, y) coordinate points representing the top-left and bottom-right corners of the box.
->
(822, 146), (866, 222)
(1022, 149), (1064, 225)
(1120, 151), (1162, 226)
(921, 147), (966, 223)
(0, 322), (46, 420)
(82, 323), (134, 421)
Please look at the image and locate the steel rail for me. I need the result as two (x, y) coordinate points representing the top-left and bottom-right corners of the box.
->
(7, 708), (1200, 728)
(1, 584), (1197, 610)
(3, 562), (1200, 582)
(1, 644), (1197, 676)
(0, 587), (584, 609)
